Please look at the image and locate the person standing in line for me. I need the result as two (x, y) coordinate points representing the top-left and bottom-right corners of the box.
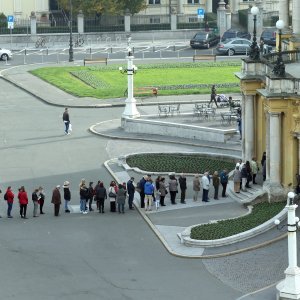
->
(233, 165), (242, 193)
(94, 181), (101, 210)
(245, 161), (252, 188)
(178, 173), (187, 204)
(251, 157), (259, 184)
(212, 171), (220, 200)
(32, 188), (39, 217)
(158, 177), (167, 206)
(5, 186), (14, 218)
(241, 164), (248, 191)
(108, 181), (117, 212)
(127, 177), (135, 210)
(261, 151), (266, 170)
(138, 175), (147, 208)
(63, 181), (71, 213)
(79, 179), (88, 214)
(193, 174), (201, 201)
(117, 184), (126, 214)
(144, 178), (154, 211)
(38, 186), (45, 214)
(168, 173), (178, 205)
(95, 182), (107, 213)
(62, 107), (70, 135)
(201, 172), (210, 202)
(51, 185), (61, 217)
(220, 169), (229, 197)
(87, 182), (95, 212)
(18, 186), (28, 219)
(209, 85), (218, 108)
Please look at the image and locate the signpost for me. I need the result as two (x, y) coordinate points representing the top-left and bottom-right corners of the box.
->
(197, 8), (205, 19)
(7, 16), (14, 50)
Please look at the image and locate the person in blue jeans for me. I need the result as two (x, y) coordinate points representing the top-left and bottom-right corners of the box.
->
(79, 179), (88, 214)
(117, 184), (126, 214)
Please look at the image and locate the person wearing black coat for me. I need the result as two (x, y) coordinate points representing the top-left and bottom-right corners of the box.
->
(95, 182), (107, 213)
(63, 181), (71, 213)
(127, 177), (135, 210)
(178, 174), (187, 204)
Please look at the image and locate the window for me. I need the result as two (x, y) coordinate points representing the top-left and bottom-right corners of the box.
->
(149, 0), (160, 4)
(187, 0), (200, 4)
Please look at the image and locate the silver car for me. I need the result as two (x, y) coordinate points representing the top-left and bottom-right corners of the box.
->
(0, 48), (12, 60)
(216, 38), (252, 56)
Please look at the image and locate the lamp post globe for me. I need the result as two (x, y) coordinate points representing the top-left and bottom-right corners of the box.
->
(276, 19), (285, 30)
(249, 6), (260, 60)
(250, 6), (259, 16)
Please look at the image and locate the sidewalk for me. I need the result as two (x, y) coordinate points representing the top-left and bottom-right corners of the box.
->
(0, 62), (287, 300)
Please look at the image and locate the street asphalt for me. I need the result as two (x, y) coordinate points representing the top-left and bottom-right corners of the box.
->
(0, 61), (295, 300)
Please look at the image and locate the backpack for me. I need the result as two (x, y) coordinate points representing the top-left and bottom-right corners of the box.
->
(4, 192), (8, 200)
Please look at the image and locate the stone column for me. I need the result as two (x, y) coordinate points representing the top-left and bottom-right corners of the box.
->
(266, 112), (270, 181)
(269, 112), (281, 185)
(242, 94), (246, 161)
(30, 13), (37, 35)
(225, 11), (231, 30)
(171, 13), (177, 31)
(77, 11), (84, 34)
(293, 0), (300, 34)
(217, 1), (227, 38)
(124, 12), (131, 32)
(178, 0), (184, 14)
(244, 95), (255, 162)
(230, 0), (239, 14)
(279, 0), (289, 28)
(206, 0), (212, 13)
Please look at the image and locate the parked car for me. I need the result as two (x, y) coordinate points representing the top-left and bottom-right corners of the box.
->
(221, 29), (251, 42)
(190, 32), (220, 49)
(260, 28), (276, 46)
(216, 38), (252, 56)
(0, 48), (12, 60)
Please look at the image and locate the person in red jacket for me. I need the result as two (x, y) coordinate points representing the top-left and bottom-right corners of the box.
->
(5, 186), (14, 218)
(18, 186), (29, 219)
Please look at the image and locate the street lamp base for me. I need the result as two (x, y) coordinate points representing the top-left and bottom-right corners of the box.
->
(277, 270), (300, 299)
(122, 97), (140, 119)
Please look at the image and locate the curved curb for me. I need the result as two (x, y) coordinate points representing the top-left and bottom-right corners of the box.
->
(89, 121), (242, 153)
(103, 157), (287, 258)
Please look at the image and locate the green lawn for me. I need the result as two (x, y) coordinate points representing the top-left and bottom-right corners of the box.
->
(30, 62), (241, 99)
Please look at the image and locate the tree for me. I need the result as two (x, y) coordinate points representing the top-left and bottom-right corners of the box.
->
(57, 0), (146, 15)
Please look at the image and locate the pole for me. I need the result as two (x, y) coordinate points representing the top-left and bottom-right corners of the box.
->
(69, 0), (74, 62)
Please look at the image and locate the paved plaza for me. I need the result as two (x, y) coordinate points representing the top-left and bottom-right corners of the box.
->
(0, 62), (295, 300)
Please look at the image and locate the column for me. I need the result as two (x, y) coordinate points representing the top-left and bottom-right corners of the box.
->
(229, 0), (239, 14)
(279, 0), (289, 28)
(269, 112), (281, 185)
(124, 14), (131, 32)
(244, 95), (255, 162)
(178, 0), (184, 14)
(217, 1), (227, 38)
(241, 94), (246, 161)
(266, 112), (270, 181)
(293, 0), (300, 34)
(206, 0), (212, 13)
(77, 11), (84, 34)
(171, 13), (177, 31)
(30, 13), (37, 35)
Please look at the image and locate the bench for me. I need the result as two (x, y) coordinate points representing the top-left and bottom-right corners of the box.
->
(134, 87), (158, 97)
(84, 58), (108, 66)
(193, 55), (216, 62)
(158, 105), (170, 117)
(170, 103), (180, 115)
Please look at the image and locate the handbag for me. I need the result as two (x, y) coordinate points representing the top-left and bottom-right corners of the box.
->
(108, 191), (116, 198)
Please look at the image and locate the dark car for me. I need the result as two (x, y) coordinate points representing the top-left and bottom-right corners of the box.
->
(260, 28), (276, 46)
(221, 29), (251, 42)
(190, 32), (220, 49)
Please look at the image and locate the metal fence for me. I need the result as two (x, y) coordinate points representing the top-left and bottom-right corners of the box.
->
(85, 15), (124, 33)
(131, 15), (170, 31)
(0, 18), (31, 34)
(177, 14), (217, 30)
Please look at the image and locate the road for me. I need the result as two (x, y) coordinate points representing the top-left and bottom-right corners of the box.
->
(0, 75), (242, 299)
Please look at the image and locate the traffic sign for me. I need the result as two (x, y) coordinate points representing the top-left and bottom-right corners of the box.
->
(7, 15), (14, 29)
(197, 8), (205, 19)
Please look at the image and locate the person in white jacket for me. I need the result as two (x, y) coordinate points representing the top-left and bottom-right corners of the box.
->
(201, 172), (210, 202)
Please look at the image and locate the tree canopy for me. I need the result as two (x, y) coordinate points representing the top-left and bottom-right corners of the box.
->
(57, 0), (146, 15)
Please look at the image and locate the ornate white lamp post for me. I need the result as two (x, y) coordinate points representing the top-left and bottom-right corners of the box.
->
(275, 192), (300, 299)
(119, 48), (140, 119)
(273, 19), (285, 77)
(249, 6), (260, 60)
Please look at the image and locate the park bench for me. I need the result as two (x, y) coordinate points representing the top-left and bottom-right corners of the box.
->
(192, 54), (216, 62)
(158, 105), (170, 117)
(83, 57), (108, 66)
(170, 103), (181, 115)
(134, 87), (158, 97)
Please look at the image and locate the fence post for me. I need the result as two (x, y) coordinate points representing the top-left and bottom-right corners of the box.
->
(77, 11), (84, 34)
(171, 13), (177, 31)
(30, 12), (37, 35)
(124, 10), (131, 32)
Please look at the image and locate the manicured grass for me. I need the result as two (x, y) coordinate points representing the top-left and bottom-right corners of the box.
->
(190, 201), (286, 240)
(30, 62), (241, 99)
(126, 153), (236, 174)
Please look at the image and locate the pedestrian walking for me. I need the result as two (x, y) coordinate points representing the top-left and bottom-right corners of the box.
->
(79, 179), (88, 214)
(168, 173), (178, 205)
(233, 165), (242, 193)
(193, 174), (201, 201)
(178, 173), (187, 204)
(220, 169), (228, 197)
(108, 181), (117, 212)
(212, 171), (220, 200)
(209, 85), (218, 107)
(117, 184), (126, 214)
(95, 182), (107, 213)
(158, 177), (167, 206)
(5, 186), (14, 218)
(62, 107), (71, 135)
(201, 172), (210, 202)
(51, 185), (61, 216)
(38, 186), (45, 214)
(127, 177), (135, 210)
(18, 186), (28, 219)
(32, 188), (39, 217)
(63, 181), (71, 213)
(87, 182), (95, 212)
